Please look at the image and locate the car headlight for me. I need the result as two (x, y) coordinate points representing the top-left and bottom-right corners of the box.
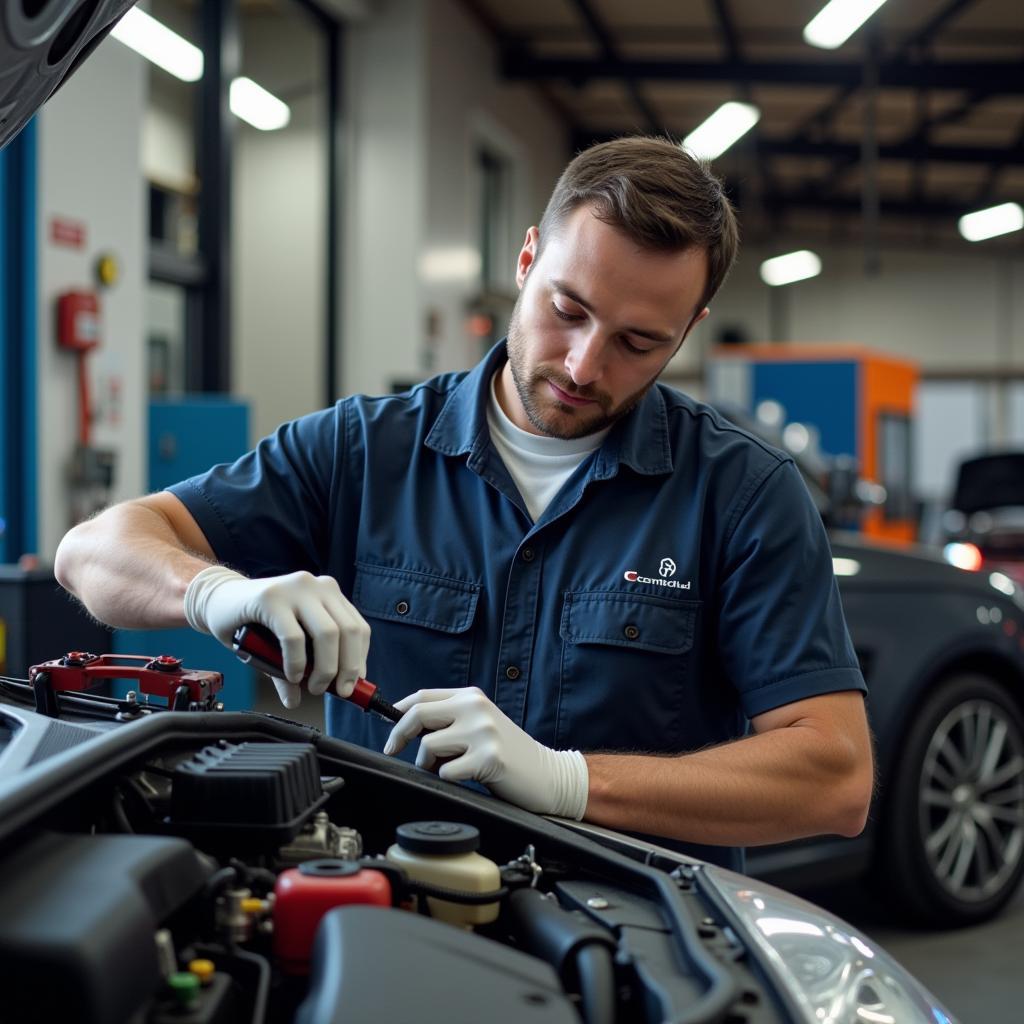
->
(702, 866), (958, 1024)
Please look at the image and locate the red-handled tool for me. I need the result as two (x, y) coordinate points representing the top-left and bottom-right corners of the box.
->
(232, 623), (403, 723)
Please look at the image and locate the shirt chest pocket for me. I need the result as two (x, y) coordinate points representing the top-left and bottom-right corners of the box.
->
(352, 562), (481, 705)
(556, 590), (699, 752)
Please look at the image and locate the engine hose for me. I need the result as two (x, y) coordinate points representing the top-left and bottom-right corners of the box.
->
(227, 858), (276, 894)
(247, 866), (279, 892)
(575, 944), (617, 1024)
(204, 866), (239, 900)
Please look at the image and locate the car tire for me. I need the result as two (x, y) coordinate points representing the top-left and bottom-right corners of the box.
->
(877, 673), (1024, 927)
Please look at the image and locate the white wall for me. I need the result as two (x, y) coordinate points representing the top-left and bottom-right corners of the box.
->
(36, 36), (146, 560)
(340, 0), (427, 398)
(233, 11), (327, 443)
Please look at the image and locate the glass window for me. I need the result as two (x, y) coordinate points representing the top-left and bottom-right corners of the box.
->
(146, 282), (189, 396)
(878, 413), (914, 522)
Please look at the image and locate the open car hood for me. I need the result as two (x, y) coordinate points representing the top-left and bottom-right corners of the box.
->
(1, 0), (137, 151)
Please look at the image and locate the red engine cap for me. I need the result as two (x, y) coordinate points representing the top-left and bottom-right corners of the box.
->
(273, 863), (391, 975)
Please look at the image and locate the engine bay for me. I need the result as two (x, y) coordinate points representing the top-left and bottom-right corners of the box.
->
(0, 707), (784, 1024)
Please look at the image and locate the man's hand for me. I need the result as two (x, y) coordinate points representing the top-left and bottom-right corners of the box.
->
(383, 687), (589, 819)
(184, 566), (370, 709)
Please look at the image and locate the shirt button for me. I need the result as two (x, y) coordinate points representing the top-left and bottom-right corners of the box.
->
(521, 547), (535, 563)
(505, 665), (521, 680)
(624, 624), (640, 640)
(395, 600), (410, 615)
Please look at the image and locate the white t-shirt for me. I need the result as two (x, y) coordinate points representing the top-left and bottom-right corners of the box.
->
(487, 371), (610, 522)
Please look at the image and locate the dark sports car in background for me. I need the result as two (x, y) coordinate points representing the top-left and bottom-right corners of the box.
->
(726, 406), (1024, 929)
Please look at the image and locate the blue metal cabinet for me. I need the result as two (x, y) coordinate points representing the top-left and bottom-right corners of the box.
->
(114, 397), (255, 709)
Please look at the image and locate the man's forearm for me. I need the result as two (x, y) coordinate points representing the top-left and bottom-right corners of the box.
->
(583, 716), (872, 846)
(54, 502), (212, 629)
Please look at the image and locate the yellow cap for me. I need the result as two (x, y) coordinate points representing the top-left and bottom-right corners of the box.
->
(188, 959), (215, 984)
(96, 253), (120, 288)
(240, 897), (265, 914)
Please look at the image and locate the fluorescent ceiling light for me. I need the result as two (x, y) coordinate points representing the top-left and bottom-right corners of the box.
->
(958, 202), (1024, 242)
(683, 102), (760, 160)
(803, 0), (889, 50)
(230, 77), (291, 131)
(110, 8), (203, 82)
(759, 250), (822, 287)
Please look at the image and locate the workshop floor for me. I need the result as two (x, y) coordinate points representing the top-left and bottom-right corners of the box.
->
(258, 692), (1022, 1022)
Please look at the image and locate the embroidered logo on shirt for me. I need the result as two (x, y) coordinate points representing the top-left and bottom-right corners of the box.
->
(623, 565), (691, 590)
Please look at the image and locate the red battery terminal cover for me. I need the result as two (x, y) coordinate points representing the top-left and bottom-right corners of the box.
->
(28, 652), (223, 705)
(273, 860), (392, 974)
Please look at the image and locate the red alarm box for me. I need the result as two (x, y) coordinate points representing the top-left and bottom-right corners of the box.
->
(57, 291), (100, 352)
(273, 860), (391, 974)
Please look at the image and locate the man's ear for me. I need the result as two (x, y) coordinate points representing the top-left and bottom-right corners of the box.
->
(515, 227), (540, 290)
(684, 307), (710, 340)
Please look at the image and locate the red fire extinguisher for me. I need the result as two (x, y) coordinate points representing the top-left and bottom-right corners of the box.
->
(56, 291), (100, 445)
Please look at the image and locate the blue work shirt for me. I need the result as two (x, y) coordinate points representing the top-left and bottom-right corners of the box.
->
(169, 340), (865, 870)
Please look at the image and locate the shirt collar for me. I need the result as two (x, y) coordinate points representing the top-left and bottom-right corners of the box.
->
(425, 339), (674, 476)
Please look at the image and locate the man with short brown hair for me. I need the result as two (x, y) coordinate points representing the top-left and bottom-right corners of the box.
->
(57, 137), (872, 868)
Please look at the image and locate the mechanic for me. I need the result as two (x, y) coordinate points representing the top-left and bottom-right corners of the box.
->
(55, 136), (873, 870)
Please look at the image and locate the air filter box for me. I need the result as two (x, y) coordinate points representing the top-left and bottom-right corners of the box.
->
(169, 741), (328, 849)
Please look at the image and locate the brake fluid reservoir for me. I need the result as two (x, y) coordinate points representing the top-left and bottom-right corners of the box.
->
(273, 859), (391, 974)
(386, 821), (499, 927)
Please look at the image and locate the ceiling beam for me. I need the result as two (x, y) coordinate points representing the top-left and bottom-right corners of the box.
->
(761, 190), (1004, 219)
(816, 84), (1004, 195)
(505, 25), (1022, 47)
(456, 0), (578, 139)
(975, 114), (1024, 205)
(767, 138), (1024, 166)
(500, 55), (1024, 94)
(793, 0), (982, 202)
(571, 133), (1024, 168)
(787, 0), (979, 143)
(568, 0), (663, 134)
(705, 0), (780, 212)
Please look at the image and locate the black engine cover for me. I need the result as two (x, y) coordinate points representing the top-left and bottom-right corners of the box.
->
(296, 905), (577, 1024)
(0, 830), (210, 1024)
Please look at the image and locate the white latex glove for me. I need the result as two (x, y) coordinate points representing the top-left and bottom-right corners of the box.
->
(382, 687), (589, 820)
(184, 565), (370, 709)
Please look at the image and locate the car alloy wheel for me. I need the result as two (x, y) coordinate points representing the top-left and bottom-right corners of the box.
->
(920, 694), (1024, 905)
(880, 673), (1024, 926)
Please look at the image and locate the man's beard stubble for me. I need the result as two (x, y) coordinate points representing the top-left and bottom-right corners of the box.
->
(505, 298), (658, 441)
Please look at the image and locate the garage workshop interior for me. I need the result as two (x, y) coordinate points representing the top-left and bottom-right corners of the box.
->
(1, 1), (1023, 1022)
